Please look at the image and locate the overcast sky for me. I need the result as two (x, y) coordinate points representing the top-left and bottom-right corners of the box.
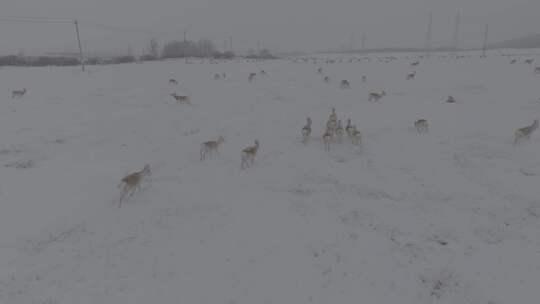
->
(0, 0), (537, 55)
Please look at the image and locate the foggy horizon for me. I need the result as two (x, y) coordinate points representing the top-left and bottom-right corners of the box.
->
(1, 0), (539, 56)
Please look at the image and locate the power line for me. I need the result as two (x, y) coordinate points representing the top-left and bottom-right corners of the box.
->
(0, 17), (74, 24)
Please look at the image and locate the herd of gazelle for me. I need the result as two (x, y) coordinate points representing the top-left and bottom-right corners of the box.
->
(116, 58), (540, 206)
(304, 108), (362, 151)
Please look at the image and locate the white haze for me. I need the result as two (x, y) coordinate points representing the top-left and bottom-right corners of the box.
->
(0, 0), (538, 55)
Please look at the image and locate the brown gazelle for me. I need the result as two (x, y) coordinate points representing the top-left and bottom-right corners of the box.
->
(340, 80), (351, 89)
(11, 88), (26, 99)
(249, 73), (257, 83)
(200, 136), (225, 161)
(335, 120), (344, 143)
(322, 127), (332, 151)
(241, 140), (260, 169)
(301, 117), (312, 144)
(368, 91), (386, 102)
(350, 125), (361, 146)
(119, 164), (151, 207)
(171, 93), (191, 105)
(514, 119), (538, 146)
(414, 119), (429, 134)
(345, 118), (354, 138)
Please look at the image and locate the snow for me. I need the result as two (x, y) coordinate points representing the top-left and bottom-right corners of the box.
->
(1, 52), (540, 304)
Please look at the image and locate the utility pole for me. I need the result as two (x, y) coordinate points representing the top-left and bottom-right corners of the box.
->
(482, 24), (489, 57)
(74, 20), (85, 72)
(183, 30), (187, 63)
(361, 32), (366, 51)
(425, 12), (433, 57)
(452, 11), (460, 50)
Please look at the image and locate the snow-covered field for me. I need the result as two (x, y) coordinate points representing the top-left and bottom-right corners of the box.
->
(1, 52), (540, 304)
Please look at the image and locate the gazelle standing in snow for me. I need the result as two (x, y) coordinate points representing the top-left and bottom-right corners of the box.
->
(11, 88), (26, 99)
(171, 93), (191, 105)
(340, 80), (351, 89)
(249, 73), (257, 83)
(345, 118), (354, 138)
(514, 119), (538, 146)
(335, 120), (344, 143)
(241, 140), (260, 169)
(350, 125), (361, 146)
(200, 136), (225, 161)
(301, 117), (312, 144)
(414, 119), (429, 134)
(322, 127), (333, 151)
(368, 91), (386, 102)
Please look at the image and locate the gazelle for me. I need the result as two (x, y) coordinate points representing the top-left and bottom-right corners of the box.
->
(406, 71), (416, 80)
(345, 118), (354, 138)
(171, 93), (191, 105)
(200, 136), (225, 161)
(361, 75), (367, 83)
(324, 76), (330, 83)
(411, 61), (420, 66)
(534, 67), (540, 74)
(510, 59), (517, 64)
(514, 119), (538, 146)
(340, 80), (351, 89)
(214, 73), (221, 80)
(446, 95), (456, 103)
(322, 127), (333, 151)
(368, 91), (386, 102)
(169, 79), (178, 85)
(525, 59), (534, 65)
(11, 88), (26, 99)
(301, 117), (312, 144)
(329, 107), (337, 123)
(249, 73), (257, 83)
(241, 140), (260, 169)
(335, 120), (344, 142)
(118, 164), (151, 207)
(414, 119), (429, 133)
(317, 67), (323, 74)
(350, 125), (361, 146)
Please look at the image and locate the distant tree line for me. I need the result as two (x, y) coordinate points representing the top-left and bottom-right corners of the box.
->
(0, 37), (277, 67)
